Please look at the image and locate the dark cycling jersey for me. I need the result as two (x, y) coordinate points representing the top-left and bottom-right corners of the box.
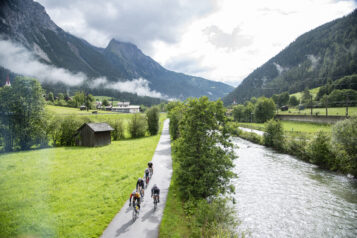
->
(151, 186), (160, 196)
(136, 179), (144, 189)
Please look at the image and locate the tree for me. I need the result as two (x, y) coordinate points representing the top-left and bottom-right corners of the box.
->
(175, 97), (236, 200)
(146, 107), (160, 135)
(48, 92), (54, 102)
(0, 77), (47, 150)
(243, 102), (254, 122)
(308, 132), (333, 169)
(289, 95), (299, 106)
(168, 101), (184, 140)
(279, 92), (289, 106)
(264, 119), (284, 151)
(85, 94), (94, 110)
(102, 99), (109, 106)
(73, 91), (85, 107)
(232, 104), (245, 122)
(302, 87), (312, 104)
(58, 93), (64, 101)
(129, 114), (147, 138)
(254, 97), (276, 123)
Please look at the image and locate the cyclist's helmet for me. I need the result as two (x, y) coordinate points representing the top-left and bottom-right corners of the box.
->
(153, 184), (157, 187)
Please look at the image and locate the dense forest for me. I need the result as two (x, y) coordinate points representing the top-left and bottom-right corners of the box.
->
(224, 9), (357, 105)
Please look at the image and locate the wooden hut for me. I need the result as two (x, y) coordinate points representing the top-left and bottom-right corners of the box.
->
(75, 123), (114, 147)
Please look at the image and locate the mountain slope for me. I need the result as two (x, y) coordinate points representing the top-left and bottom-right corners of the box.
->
(223, 9), (357, 105)
(0, 0), (233, 100)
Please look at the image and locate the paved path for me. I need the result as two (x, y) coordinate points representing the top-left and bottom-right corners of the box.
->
(101, 119), (172, 238)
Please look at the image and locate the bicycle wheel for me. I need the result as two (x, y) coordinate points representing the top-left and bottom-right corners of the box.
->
(132, 207), (136, 222)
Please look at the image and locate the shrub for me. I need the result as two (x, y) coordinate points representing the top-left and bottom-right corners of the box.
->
(59, 116), (90, 146)
(146, 107), (160, 135)
(254, 97), (276, 123)
(129, 114), (147, 138)
(308, 132), (333, 169)
(286, 135), (309, 161)
(110, 119), (124, 141)
(264, 119), (285, 151)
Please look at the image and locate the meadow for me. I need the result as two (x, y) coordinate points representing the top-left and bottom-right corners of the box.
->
(46, 105), (115, 115)
(239, 120), (332, 135)
(0, 111), (166, 237)
(277, 106), (357, 116)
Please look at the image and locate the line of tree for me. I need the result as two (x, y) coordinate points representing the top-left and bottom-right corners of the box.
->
(232, 96), (276, 123)
(230, 118), (357, 177)
(168, 97), (238, 236)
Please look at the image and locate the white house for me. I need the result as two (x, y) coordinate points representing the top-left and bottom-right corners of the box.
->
(111, 101), (140, 113)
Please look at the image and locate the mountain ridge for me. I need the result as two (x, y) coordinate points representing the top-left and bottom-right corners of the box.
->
(0, 0), (233, 100)
(223, 9), (357, 105)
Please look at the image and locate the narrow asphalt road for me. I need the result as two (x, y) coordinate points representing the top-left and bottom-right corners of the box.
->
(101, 119), (172, 238)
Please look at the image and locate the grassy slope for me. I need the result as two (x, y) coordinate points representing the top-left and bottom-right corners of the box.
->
(290, 87), (320, 100)
(159, 145), (191, 238)
(0, 116), (166, 238)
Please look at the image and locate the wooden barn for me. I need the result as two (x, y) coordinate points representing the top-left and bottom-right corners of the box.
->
(75, 123), (114, 147)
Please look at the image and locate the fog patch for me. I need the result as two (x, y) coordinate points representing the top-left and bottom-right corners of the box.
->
(0, 39), (85, 86)
(91, 77), (165, 99)
(0, 39), (166, 99)
(273, 62), (288, 74)
(307, 54), (320, 70)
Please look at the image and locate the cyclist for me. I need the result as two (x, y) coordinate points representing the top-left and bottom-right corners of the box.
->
(129, 190), (141, 210)
(148, 161), (153, 176)
(136, 177), (145, 196)
(144, 168), (150, 185)
(151, 184), (160, 203)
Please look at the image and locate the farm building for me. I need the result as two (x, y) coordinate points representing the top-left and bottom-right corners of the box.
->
(112, 101), (140, 113)
(75, 123), (114, 147)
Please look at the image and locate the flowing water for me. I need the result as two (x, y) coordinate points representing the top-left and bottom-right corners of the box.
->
(232, 137), (357, 238)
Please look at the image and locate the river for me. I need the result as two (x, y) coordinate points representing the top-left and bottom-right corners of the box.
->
(232, 137), (357, 238)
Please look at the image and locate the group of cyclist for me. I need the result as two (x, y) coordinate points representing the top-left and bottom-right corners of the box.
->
(129, 161), (160, 212)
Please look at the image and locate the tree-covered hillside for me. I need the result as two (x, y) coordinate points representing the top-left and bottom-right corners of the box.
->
(224, 9), (357, 105)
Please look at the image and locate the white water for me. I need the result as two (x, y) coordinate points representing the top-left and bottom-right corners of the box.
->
(232, 137), (357, 238)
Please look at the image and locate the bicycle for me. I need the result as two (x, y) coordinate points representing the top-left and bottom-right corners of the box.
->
(138, 186), (144, 201)
(145, 175), (150, 188)
(153, 194), (159, 211)
(132, 202), (140, 222)
(149, 167), (153, 178)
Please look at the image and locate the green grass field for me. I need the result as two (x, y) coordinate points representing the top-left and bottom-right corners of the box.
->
(46, 105), (116, 115)
(0, 117), (166, 238)
(239, 120), (332, 135)
(290, 87), (320, 100)
(277, 107), (357, 116)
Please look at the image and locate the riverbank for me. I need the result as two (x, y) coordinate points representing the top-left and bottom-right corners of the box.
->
(228, 118), (357, 177)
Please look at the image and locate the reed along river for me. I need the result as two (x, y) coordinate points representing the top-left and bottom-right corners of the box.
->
(232, 137), (357, 238)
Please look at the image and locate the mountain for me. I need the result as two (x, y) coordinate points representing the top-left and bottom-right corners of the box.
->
(0, 0), (233, 100)
(223, 9), (357, 105)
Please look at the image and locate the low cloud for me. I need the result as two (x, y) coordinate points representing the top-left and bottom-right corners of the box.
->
(307, 54), (320, 70)
(0, 39), (165, 98)
(203, 25), (252, 51)
(273, 62), (288, 74)
(91, 77), (165, 99)
(0, 39), (86, 86)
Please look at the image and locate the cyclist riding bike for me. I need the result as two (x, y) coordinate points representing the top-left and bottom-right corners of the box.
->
(151, 184), (160, 203)
(148, 161), (153, 176)
(136, 177), (145, 196)
(129, 190), (141, 210)
(144, 168), (150, 185)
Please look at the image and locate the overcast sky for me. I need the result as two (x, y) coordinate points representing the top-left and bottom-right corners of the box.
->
(36, 0), (356, 86)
